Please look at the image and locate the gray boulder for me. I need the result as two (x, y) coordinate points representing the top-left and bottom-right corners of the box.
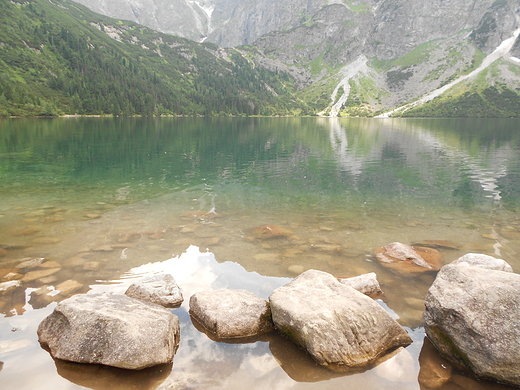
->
(37, 292), (180, 369)
(269, 269), (412, 369)
(451, 253), (513, 272)
(189, 289), (274, 339)
(125, 273), (183, 307)
(424, 264), (520, 386)
(338, 272), (383, 296)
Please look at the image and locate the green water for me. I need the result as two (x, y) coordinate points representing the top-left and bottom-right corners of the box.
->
(1, 117), (520, 389)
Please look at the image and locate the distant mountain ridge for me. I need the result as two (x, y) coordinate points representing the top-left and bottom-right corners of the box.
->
(1, 0), (520, 117)
(71, 0), (520, 117)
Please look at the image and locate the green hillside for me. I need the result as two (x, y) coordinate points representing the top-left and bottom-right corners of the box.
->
(0, 0), (307, 116)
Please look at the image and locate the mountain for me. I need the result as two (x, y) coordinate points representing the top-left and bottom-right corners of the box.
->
(0, 0), (306, 117)
(1, 0), (519, 117)
(72, 0), (520, 117)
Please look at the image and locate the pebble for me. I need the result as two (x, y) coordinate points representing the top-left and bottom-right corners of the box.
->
(93, 245), (114, 252)
(180, 227), (194, 234)
(287, 265), (304, 275)
(253, 253), (280, 262)
(84, 213), (101, 219)
(83, 261), (101, 271)
(33, 237), (62, 244)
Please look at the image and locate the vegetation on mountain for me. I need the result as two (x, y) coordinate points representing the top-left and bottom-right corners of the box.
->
(0, 0), (307, 117)
(1, 0), (519, 118)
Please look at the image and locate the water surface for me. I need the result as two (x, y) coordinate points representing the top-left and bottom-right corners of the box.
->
(1, 117), (520, 389)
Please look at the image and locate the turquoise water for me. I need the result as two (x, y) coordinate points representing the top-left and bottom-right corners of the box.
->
(1, 117), (520, 389)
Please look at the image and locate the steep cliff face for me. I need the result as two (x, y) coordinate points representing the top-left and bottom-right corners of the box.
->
(72, 0), (215, 41)
(71, 0), (520, 116)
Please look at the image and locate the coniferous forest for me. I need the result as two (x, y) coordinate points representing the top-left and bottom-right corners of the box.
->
(0, 0), (309, 117)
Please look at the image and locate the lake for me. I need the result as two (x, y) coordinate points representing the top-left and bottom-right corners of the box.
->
(1, 117), (520, 389)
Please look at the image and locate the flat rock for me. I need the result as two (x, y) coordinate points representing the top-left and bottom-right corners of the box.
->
(21, 268), (61, 283)
(37, 292), (180, 369)
(269, 269), (412, 368)
(189, 289), (274, 339)
(374, 242), (442, 275)
(55, 279), (84, 296)
(424, 264), (520, 386)
(125, 274), (183, 307)
(16, 257), (45, 269)
(450, 253), (513, 272)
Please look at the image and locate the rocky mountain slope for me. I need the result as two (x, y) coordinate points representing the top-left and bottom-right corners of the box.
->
(72, 0), (520, 117)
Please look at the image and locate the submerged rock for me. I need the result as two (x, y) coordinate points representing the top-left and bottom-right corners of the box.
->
(411, 240), (461, 250)
(374, 242), (442, 275)
(189, 289), (274, 339)
(125, 274), (183, 308)
(249, 224), (293, 239)
(37, 292), (180, 369)
(269, 269), (412, 369)
(424, 262), (520, 386)
(0, 280), (21, 294)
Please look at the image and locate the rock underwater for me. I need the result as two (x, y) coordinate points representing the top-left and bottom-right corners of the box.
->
(374, 242), (443, 276)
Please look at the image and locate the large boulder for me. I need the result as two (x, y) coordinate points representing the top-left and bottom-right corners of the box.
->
(37, 292), (180, 370)
(374, 242), (443, 276)
(423, 261), (520, 386)
(125, 273), (183, 307)
(269, 269), (412, 369)
(189, 289), (274, 339)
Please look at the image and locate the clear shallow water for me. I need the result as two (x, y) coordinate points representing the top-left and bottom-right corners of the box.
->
(1, 117), (520, 389)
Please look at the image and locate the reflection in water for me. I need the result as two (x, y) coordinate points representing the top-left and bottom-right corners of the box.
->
(55, 360), (172, 390)
(1, 117), (520, 389)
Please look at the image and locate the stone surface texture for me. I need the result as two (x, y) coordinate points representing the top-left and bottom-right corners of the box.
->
(125, 273), (183, 307)
(374, 242), (442, 275)
(451, 252), (513, 272)
(189, 289), (274, 338)
(269, 269), (412, 368)
(338, 272), (383, 296)
(424, 263), (520, 386)
(37, 292), (180, 369)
